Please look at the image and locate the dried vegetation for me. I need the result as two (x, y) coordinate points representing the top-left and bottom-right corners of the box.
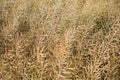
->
(0, 0), (120, 80)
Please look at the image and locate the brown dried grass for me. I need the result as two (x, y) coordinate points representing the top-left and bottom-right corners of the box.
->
(0, 0), (120, 80)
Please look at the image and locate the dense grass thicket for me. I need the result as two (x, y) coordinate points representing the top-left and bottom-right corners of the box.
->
(0, 0), (120, 80)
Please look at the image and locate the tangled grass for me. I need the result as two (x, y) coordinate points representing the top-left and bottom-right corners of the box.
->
(0, 0), (120, 80)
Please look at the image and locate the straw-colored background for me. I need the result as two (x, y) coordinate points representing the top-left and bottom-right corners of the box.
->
(0, 0), (120, 80)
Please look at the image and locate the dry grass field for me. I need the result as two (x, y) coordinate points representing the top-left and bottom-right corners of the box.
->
(0, 0), (120, 80)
